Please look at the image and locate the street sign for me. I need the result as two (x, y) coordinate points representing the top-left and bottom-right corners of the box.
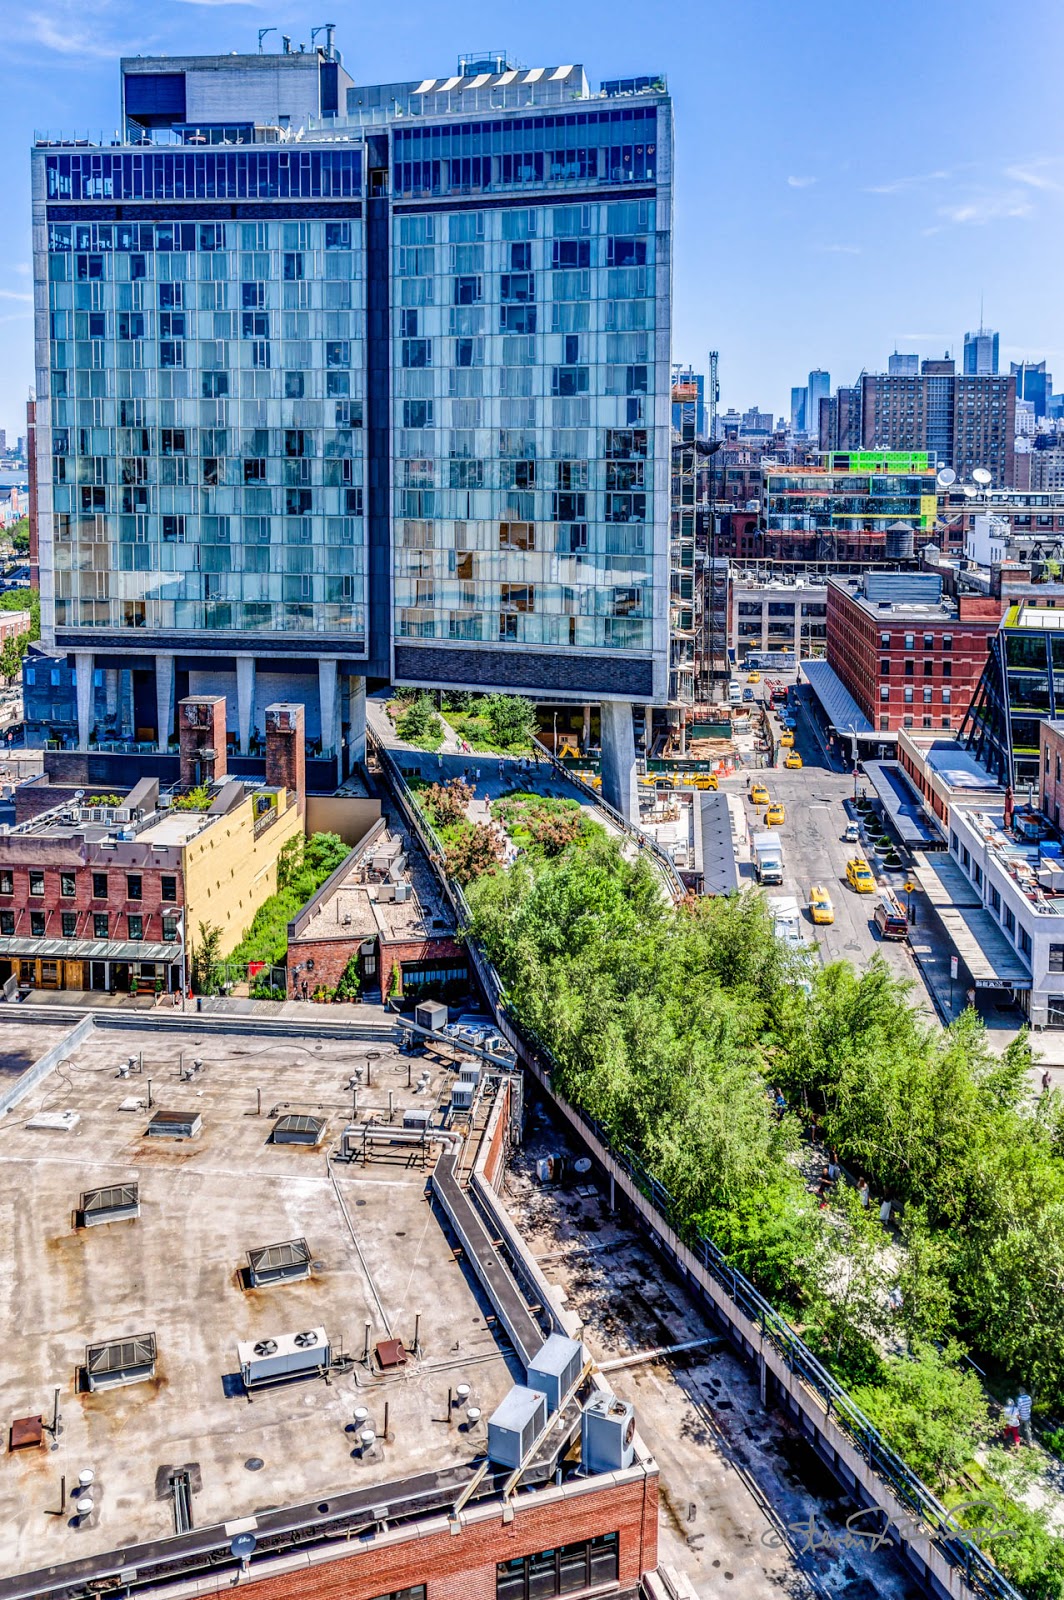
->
(950, 955), (959, 980)
(903, 881), (915, 893)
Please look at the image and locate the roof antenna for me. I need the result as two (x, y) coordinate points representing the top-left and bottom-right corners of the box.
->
(257, 27), (276, 53)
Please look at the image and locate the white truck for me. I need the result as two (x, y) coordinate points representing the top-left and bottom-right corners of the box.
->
(752, 829), (784, 885)
(766, 894), (808, 949)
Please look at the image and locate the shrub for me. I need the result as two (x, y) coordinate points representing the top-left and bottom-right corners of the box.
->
(172, 783), (211, 812)
(397, 695), (443, 746)
(445, 822), (503, 885)
(852, 1342), (992, 1491)
(483, 693), (537, 749)
(422, 778), (473, 827)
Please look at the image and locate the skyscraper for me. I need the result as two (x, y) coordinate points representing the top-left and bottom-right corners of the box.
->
(807, 369), (830, 436)
(859, 358), (1016, 484)
(32, 44), (673, 817)
(887, 351), (918, 377)
(963, 327), (999, 375)
(671, 367), (705, 437)
(1011, 360), (1051, 420)
(789, 386), (807, 434)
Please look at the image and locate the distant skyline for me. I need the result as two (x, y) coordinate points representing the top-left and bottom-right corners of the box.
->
(2, 0), (1063, 439)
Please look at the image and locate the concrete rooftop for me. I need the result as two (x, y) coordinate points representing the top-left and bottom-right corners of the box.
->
(0, 1025), (516, 1582)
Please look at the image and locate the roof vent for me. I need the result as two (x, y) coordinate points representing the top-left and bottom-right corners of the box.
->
(146, 1109), (202, 1140)
(246, 1237), (312, 1287)
(271, 1113), (325, 1145)
(79, 1183), (140, 1228)
(85, 1332), (157, 1392)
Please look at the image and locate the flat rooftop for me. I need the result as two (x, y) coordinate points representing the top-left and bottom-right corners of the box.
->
(297, 824), (454, 945)
(0, 1024), (517, 1583)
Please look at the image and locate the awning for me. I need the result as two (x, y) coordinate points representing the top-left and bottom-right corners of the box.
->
(0, 936), (181, 963)
(863, 761), (941, 848)
(912, 851), (1033, 988)
(800, 659), (876, 738)
(700, 791), (740, 896)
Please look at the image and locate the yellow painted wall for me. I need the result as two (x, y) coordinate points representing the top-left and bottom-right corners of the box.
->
(180, 788), (303, 958)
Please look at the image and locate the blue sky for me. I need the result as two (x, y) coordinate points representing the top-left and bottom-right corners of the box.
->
(2, 0), (1063, 440)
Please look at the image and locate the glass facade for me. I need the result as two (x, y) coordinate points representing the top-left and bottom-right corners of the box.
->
(391, 196), (659, 653)
(33, 62), (670, 702)
(45, 210), (367, 641)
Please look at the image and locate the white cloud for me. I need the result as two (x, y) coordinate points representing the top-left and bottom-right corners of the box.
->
(1005, 162), (1062, 192)
(12, 264), (30, 278)
(176, 0), (261, 7)
(817, 244), (861, 255)
(866, 169), (950, 195)
(787, 175), (816, 188)
(20, 9), (125, 58)
(938, 191), (1033, 225)
(0, 291), (32, 304)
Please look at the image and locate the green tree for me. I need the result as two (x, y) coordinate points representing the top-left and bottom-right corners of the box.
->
(446, 822), (503, 885)
(190, 921), (224, 996)
(483, 693), (537, 749)
(396, 694), (443, 748)
(0, 586), (40, 640)
(0, 635), (25, 683)
(8, 517), (29, 555)
(852, 1342), (992, 1491)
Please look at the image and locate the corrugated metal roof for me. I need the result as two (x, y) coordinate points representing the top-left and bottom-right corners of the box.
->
(862, 761), (940, 847)
(800, 658), (875, 736)
(0, 936), (179, 962)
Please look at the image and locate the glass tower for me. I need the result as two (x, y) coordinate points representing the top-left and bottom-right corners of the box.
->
(31, 47), (673, 785)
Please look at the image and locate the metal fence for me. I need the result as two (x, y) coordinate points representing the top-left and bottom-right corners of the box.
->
(368, 726), (1021, 1600)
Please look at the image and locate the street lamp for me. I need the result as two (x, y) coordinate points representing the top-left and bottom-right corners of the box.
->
(173, 911), (186, 1012)
(845, 723), (859, 802)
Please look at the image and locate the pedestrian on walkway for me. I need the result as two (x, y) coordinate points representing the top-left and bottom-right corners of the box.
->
(966, 986), (976, 1011)
(1003, 1399), (1021, 1448)
(1042, 1068), (1052, 1095)
(301, 979), (309, 1002)
(809, 1113), (820, 1145)
(1017, 1389), (1033, 1446)
(858, 1179), (871, 1208)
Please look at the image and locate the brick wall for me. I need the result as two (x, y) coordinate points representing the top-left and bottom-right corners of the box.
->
(379, 936), (465, 1003)
(285, 933), (466, 1000)
(216, 1473), (656, 1600)
(1041, 723), (1064, 824)
(266, 702), (306, 816)
(178, 695), (228, 787)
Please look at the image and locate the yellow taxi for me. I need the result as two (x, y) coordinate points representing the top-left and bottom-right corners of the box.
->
(765, 803), (785, 826)
(692, 773), (718, 790)
(809, 885), (835, 925)
(747, 670), (761, 683)
(846, 857), (876, 893)
(751, 782), (770, 806)
(784, 751), (803, 770)
(779, 731), (795, 748)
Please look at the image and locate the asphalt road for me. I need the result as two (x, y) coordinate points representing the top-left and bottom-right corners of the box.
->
(728, 688), (930, 998)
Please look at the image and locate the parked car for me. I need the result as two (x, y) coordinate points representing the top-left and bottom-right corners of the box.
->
(843, 819), (861, 843)
(873, 890), (909, 940)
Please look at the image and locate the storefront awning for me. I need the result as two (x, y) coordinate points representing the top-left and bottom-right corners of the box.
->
(912, 852), (1033, 988)
(0, 937), (181, 963)
(863, 761), (941, 848)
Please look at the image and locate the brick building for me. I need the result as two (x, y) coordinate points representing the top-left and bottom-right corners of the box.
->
(0, 694), (303, 993)
(826, 573), (1001, 737)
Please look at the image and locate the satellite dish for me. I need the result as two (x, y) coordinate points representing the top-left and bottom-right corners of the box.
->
(936, 468), (957, 488)
(963, 486), (978, 499)
(230, 1533), (257, 1562)
(972, 467), (993, 487)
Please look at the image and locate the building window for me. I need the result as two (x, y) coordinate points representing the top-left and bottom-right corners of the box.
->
(942, 688), (951, 704)
(30, 912), (45, 937)
(1049, 943), (1064, 973)
(1019, 927), (1032, 957)
(1048, 996), (1064, 1026)
(880, 632), (891, 648)
(61, 912), (77, 937)
(29, 872), (45, 897)
(961, 845), (971, 869)
(0, 911), (12, 935)
(92, 872), (107, 898)
(0, 872), (11, 895)
(60, 872), (76, 898)
(923, 660), (934, 676)
(904, 633), (915, 649)
(904, 660), (914, 676)
(880, 715), (889, 730)
(127, 874), (142, 902)
(973, 862), (983, 888)
(161, 875), (178, 903)
(880, 686), (889, 702)
(1003, 905), (1015, 935)
(128, 915), (144, 940)
(942, 661), (952, 677)
(923, 633), (934, 649)
(989, 885), (1001, 913)
(904, 686), (913, 703)
(880, 659), (890, 676)
(93, 913), (108, 939)
(497, 1536), (619, 1600)
(162, 915), (180, 943)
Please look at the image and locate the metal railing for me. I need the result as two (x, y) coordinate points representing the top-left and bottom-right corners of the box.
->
(368, 726), (1022, 1600)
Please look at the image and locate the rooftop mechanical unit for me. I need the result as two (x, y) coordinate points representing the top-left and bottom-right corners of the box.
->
(85, 1332), (157, 1392)
(403, 1106), (432, 1131)
(246, 1238), (311, 1287)
(146, 1109), (202, 1140)
(458, 1062), (481, 1086)
(581, 1392), (636, 1472)
(487, 1384), (548, 1469)
(415, 999), (448, 1033)
(237, 1327), (330, 1388)
(271, 1113), (326, 1146)
(79, 1183), (140, 1228)
(527, 1334), (584, 1415)
(450, 1081), (475, 1112)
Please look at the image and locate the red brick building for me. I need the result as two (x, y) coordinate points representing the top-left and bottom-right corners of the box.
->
(826, 574), (1002, 736)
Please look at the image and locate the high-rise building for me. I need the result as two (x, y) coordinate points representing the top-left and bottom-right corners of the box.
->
(1011, 359), (1051, 420)
(32, 44), (673, 818)
(963, 327), (999, 375)
(789, 386), (807, 434)
(671, 366), (705, 437)
(887, 352), (919, 377)
(817, 384), (863, 452)
(806, 369), (830, 436)
(859, 358), (1016, 484)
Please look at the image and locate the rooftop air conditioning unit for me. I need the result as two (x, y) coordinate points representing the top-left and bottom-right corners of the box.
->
(377, 884), (396, 903)
(450, 1081), (475, 1112)
(487, 1384), (548, 1468)
(527, 1334), (584, 1414)
(581, 1392), (636, 1472)
(393, 881), (412, 903)
(415, 999), (448, 1033)
(237, 1326), (330, 1387)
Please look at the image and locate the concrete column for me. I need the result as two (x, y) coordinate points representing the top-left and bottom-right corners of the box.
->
(599, 700), (638, 824)
(318, 658), (340, 759)
(236, 655), (255, 755)
(347, 674), (366, 769)
(582, 703), (592, 753)
(155, 654), (175, 753)
(74, 651), (94, 750)
(104, 669), (119, 723)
